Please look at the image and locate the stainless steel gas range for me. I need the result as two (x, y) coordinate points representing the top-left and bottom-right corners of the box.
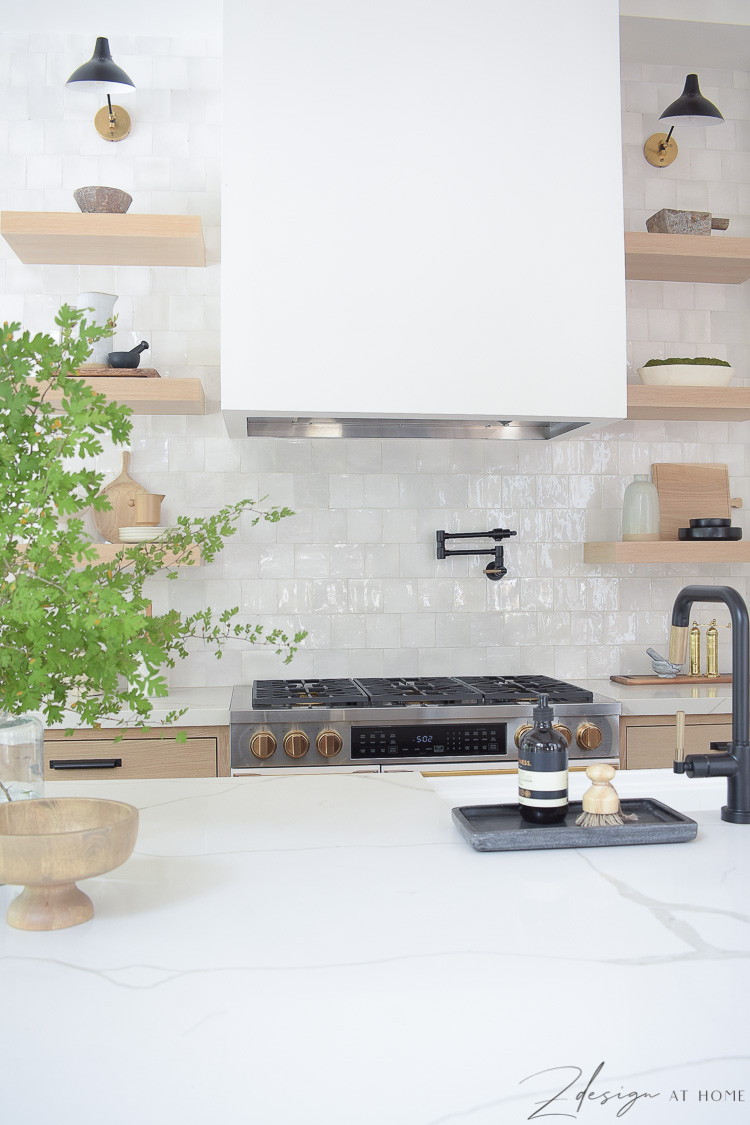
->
(229, 676), (621, 775)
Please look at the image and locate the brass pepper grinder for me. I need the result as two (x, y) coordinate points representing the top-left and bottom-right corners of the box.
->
(706, 618), (731, 678)
(689, 621), (701, 677)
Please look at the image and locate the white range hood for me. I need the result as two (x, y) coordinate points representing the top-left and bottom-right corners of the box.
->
(221, 0), (627, 440)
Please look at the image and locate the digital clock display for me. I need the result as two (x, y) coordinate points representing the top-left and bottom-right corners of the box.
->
(351, 723), (507, 759)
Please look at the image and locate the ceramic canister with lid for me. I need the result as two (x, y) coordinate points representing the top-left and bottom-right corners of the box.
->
(622, 474), (660, 541)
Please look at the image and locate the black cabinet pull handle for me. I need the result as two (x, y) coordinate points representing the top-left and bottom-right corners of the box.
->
(49, 758), (123, 770)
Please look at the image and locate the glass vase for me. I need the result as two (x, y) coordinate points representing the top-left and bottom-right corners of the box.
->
(0, 714), (44, 803)
(622, 474), (660, 541)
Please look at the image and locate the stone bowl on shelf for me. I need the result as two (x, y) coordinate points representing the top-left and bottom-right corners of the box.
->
(637, 363), (733, 387)
(73, 186), (133, 214)
(0, 797), (139, 931)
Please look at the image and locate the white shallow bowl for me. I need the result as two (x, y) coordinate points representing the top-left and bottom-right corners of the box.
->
(118, 526), (168, 542)
(637, 364), (733, 387)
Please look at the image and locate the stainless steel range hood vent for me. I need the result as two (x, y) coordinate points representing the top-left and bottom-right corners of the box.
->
(245, 417), (589, 441)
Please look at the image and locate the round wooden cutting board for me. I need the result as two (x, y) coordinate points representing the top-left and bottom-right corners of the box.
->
(93, 452), (148, 544)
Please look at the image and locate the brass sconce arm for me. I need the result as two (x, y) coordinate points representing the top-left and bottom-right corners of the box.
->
(94, 94), (131, 142)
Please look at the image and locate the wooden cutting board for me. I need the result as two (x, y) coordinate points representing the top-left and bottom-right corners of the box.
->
(651, 463), (742, 541)
(611, 674), (732, 685)
(93, 452), (148, 544)
(77, 365), (160, 378)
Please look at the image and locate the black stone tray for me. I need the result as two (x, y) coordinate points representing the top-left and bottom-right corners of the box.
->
(452, 799), (697, 852)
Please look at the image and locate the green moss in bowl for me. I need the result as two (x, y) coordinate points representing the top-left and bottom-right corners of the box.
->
(637, 357), (733, 387)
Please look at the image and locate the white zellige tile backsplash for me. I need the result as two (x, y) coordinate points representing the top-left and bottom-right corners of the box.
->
(2, 37), (749, 687)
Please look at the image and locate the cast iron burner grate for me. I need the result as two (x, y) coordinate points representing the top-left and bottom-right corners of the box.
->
(251, 675), (595, 708)
(353, 677), (483, 706)
(456, 675), (594, 705)
(252, 678), (371, 708)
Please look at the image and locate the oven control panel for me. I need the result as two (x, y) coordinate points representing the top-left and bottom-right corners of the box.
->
(351, 723), (508, 760)
(230, 715), (618, 769)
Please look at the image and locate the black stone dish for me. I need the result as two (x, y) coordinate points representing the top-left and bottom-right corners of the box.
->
(678, 526), (742, 540)
(690, 517), (731, 528)
(452, 799), (697, 851)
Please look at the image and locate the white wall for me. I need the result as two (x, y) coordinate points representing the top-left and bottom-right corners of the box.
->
(2, 2), (217, 35)
(2, 18), (749, 689)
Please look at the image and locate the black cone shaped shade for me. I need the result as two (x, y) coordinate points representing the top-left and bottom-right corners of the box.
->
(659, 73), (723, 127)
(65, 37), (135, 91)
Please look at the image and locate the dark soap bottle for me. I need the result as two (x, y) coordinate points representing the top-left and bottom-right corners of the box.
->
(518, 693), (569, 825)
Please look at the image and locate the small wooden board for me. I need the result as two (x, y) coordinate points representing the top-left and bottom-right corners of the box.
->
(651, 462), (741, 541)
(77, 366), (160, 378)
(611, 674), (732, 686)
(93, 451), (148, 544)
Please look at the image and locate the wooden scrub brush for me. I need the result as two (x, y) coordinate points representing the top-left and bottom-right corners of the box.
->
(575, 763), (638, 827)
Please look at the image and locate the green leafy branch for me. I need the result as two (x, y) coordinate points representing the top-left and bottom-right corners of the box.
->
(0, 306), (305, 736)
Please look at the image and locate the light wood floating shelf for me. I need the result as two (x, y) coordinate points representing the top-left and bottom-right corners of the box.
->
(0, 212), (205, 266)
(625, 232), (750, 284)
(627, 384), (750, 421)
(584, 541), (750, 564)
(78, 544), (201, 567)
(39, 377), (205, 415)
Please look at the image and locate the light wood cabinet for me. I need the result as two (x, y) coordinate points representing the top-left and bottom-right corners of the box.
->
(44, 726), (230, 780)
(620, 715), (732, 770)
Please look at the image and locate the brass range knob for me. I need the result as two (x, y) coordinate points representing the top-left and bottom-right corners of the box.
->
(514, 723), (533, 749)
(316, 730), (343, 758)
(283, 730), (310, 758)
(553, 723), (572, 747)
(250, 731), (277, 759)
(516, 722), (572, 748)
(576, 722), (603, 751)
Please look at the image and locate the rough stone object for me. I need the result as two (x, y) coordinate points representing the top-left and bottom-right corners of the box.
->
(646, 208), (730, 236)
(73, 186), (133, 214)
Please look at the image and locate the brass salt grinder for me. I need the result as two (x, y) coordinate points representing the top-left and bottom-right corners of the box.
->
(689, 619), (730, 677)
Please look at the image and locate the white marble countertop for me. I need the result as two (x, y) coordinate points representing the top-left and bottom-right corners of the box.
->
(574, 677), (734, 717)
(44, 677), (738, 732)
(43, 687), (234, 729)
(2, 770), (748, 1124)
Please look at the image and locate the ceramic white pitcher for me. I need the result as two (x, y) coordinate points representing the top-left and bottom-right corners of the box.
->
(76, 292), (117, 365)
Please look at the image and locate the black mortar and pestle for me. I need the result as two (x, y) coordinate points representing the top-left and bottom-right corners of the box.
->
(107, 341), (149, 369)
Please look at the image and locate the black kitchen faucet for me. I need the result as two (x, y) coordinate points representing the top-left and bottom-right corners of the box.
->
(436, 527), (516, 581)
(670, 585), (750, 824)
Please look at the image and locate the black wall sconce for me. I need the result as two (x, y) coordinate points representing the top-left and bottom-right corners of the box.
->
(644, 73), (724, 168)
(66, 37), (135, 142)
(436, 528), (517, 581)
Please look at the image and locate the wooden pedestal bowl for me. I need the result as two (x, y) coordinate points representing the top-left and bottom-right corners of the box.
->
(0, 798), (139, 931)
